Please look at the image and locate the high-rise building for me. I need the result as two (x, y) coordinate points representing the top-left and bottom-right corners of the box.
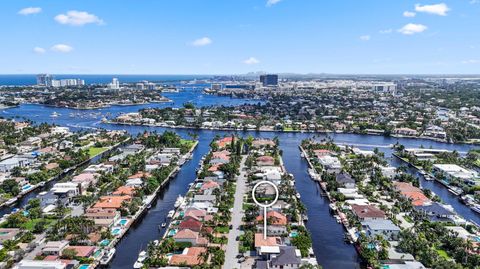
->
(260, 74), (278, 87)
(109, 78), (120, 89)
(36, 74), (54, 86)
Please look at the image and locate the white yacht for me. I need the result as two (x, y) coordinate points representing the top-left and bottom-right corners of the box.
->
(133, 251), (147, 268)
(174, 195), (184, 208)
(99, 248), (116, 265)
(167, 210), (175, 218)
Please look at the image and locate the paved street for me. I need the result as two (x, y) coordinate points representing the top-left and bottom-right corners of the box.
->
(224, 155), (247, 269)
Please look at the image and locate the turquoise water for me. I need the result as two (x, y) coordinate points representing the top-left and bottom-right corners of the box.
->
(94, 249), (102, 258)
(118, 219), (128, 226)
(22, 185), (32, 191)
(79, 265), (90, 269)
(111, 228), (121, 236)
(167, 229), (177, 237)
(290, 231), (299, 237)
(100, 239), (110, 246)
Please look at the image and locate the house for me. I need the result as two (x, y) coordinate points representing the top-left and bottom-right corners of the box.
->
(393, 128), (417, 137)
(72, 173), (99, 190)
(351, 204), (386, 221)
(393, 182), (431, 206)
(17, 260), (66, 269)
(0, 156), (32, 172)
(93, 195), (131, 210)
(172, 229), (208, 246)
(58, 140), (74, 150)
(414, 202), (456, 222)
(254, 233), (280, 254)
(0, 228), (21, 243)
(252, 139), (276, 149)
(112, 186), (136, 196)
(258, 246), (302, 269)
(362, 219), (401, 240)
(257, 156), (275, 166)
(64, 246), (96, 257)
(178, 216), (203, 232)
(162, 148), (181, 155)
(336, 173), (356, 189)
(193, 194), (216, 203)
(84, 208), (120, 227)
(184, 208), (211, 222)
(169, 247), (207, 266)
(42, 241), (69, 256)
(432, 164), (479, 185)
(256, 211), (288, 235)
(51, 183), (81, 199)
(216, 137), (234, 149)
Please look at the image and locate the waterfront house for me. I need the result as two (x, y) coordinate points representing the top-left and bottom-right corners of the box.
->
(193, 194), (216, 203)
(0, 156), (32, 172)
(84, 208), (120, 227)
(252, 139), (276, 149)
(336, 173), (356, 189)
(270, 246), (302, 269)
(257, 156), (276, 166)
(93, 195), (131, 210)
(254, 233), (280, 254)
(361, 219), (401, 240)
(393, 182), (431, 206)
(393, 128), (418, 137)
(172, 229), (208, 246)
(72, 172), (99, 190)
(432, 164), (479, 185)
(84, 164), (114, 174)
(63, 245), (96, 258)
(351, 204), (387, 221)
(42, 241), (69, 256)
(256, 211), (288, 235)
(318, 155), (342, 174)
(178, 216), (203, 232)
(169, 247), (207, 266)
(414, 202), (456, 222)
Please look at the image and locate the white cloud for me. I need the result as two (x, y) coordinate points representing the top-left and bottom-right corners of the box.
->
(403, 11), (416, 17)
(33, 47), (46, 54)
(398, 23), (428, 35)
(415, 3), (450, 16)
(379, 29), (393, 34)
(360, 35), (371, 41)
(243, 57), (260, 65)
(191, 37), (212, 47)
(50, 44), (74, 53)
(461, 59), (479, 64)
(266, 0), (282, 7)
(18, 7), (42, 15)
(55, 10), (104, 26)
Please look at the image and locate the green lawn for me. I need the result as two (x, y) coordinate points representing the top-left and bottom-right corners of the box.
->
(180, 139), (196, 148)
(435, 248), (450, 259)
(22, 218), (56, 231)
(214, 226), (230, 234)
(283, 127), (294, 132)
(88, 147), (108, 158)
(475, 159), (480, 167)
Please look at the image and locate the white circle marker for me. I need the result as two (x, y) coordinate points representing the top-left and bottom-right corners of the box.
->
(252, 180), (279, 239)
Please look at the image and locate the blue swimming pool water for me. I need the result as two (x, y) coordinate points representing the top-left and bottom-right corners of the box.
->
(79, 265), (90, 269)
(118, 219), (128, 225)
(111, 228), (121, 236)
(22, 185), (32, 190)
(100, 239), (110, 246)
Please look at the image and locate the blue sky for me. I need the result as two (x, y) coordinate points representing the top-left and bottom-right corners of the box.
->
(1, 0), (479, 74)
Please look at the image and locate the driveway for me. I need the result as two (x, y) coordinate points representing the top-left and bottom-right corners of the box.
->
(224, 155), (247, 269)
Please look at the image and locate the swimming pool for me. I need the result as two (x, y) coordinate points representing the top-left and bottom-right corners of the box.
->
(79, 265), (90, 269)
(167, 229), (177, 237)
(117, 219), (128, 226)
(111, 227), (122, 236)
(99, 239), (110, 246)
(289, 231), (299, 237)
(22, 184), (32, 191)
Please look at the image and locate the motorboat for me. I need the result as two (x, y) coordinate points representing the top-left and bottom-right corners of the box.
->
(167, 210), (175, 218)
(174, 195), (184, 208)
(133, 250), (147, 268)
(99, 248), (116, 265)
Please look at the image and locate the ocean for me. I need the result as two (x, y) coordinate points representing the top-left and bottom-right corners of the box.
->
(0, 74), (213, 86)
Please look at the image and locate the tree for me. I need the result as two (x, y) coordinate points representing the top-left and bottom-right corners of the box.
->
(61, 248), (78, 259)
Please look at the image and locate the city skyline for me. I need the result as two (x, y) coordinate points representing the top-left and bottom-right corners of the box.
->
(1, 0), (480, 74)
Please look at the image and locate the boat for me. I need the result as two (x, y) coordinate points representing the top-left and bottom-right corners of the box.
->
(146, 204), (152, 209)
(424, 174), (434, 181)
(329, 203), (337, 212)
(302, 214), (308, 221)
(296, 193), (301, 199)
(161, 223), (167, 228)
(5, 197), (18, 206)
(50, 112), (60, 118)
(133, 250), (147, 268)
(167, 210), (175, 218)
(334, 215), (341, 223)
(99, 248), (116, 265)
(174, 195), (184, 208)
(471, 205), (480, 214)
(448, 186), (463, 196)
